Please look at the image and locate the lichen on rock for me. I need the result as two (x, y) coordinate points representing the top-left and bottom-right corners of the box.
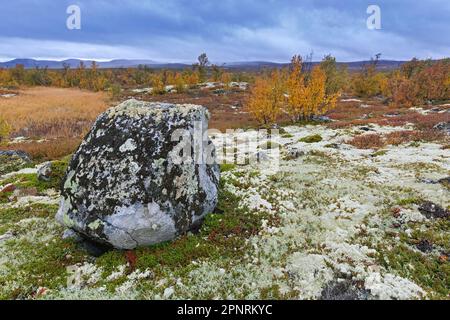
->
(56, 99), (220, 249)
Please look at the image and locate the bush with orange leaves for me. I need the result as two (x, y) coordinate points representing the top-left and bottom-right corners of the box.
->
(246, 70), (285, 125)
(285, 55), (339, 122)
(246, 55), (339, 125)
(389, 59), (450, 107)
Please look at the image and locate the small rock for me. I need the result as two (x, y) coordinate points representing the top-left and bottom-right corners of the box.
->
(320, 280), (373, 300)
(0, 231), (15, 243)
(312, 115), (332, 123)
(420, 178), (437, 184)
(418, 201), (449, 219)
(324, 143), (340, 149)
(213, 89), (226, 95)
(284, 148), (304, 160)
(384, 112), (400, 118)
(37, 162), (53, 181)
(416, 240), (433, 253)
(0, 150), (31, 162)
(433, 122), (450, 135)
(163, 287), (175, 299)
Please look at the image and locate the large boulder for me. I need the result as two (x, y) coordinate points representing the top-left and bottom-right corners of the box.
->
(56, 99), (220, 249)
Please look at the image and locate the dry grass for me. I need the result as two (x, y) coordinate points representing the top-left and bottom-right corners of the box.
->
(0, 87), (109, 138)
(2, 138), (81, 161)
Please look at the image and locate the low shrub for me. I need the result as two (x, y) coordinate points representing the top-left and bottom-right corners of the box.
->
(347, 133), (384, 149)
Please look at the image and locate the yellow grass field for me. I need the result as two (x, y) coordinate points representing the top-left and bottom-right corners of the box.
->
(0, 87), (109, 139)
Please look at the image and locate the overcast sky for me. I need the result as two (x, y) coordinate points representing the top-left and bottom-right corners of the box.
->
(0, 0), (449, 62)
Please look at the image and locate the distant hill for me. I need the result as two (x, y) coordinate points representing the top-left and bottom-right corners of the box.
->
(0, 58), (408, 71)
(0, 58), (162, 69)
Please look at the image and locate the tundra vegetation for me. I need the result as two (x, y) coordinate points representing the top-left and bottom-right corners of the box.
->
(0, 53), (449, 300)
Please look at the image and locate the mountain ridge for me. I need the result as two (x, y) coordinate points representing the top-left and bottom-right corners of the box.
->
(0, 58), (408, 70)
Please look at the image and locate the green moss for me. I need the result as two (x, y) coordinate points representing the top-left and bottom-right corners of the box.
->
(0, 238), (88, 299)
(408, 141), (421, 148)
(377, 243), (449, 299)
(0, 204), (58, 234)
(96, 250), (128, 276)
(299, 134), (323, 143)
(0, 155), (34, 176)
(281, 133), (294, 138)
(1, 159), (69, 193)
(406, 219), (450, 253)
(372, 150), (388, 157)
(396, 197), (423, 206)
(220, 163), (236, 172)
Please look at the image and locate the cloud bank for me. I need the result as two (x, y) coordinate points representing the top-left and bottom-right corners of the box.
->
(0, 0), (449, 62)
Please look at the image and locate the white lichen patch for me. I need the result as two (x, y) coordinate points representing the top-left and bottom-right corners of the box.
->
(1, 121), (448, 300)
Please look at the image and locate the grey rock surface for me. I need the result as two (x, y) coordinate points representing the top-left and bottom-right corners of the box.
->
(37, 161), (53, 181)
(56, 99), (220, 249)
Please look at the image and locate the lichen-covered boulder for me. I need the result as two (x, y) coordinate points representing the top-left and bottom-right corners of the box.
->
(56, 99), (220, 249)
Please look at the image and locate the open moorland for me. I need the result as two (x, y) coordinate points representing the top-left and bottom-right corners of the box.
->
(0, 56), (449, 299)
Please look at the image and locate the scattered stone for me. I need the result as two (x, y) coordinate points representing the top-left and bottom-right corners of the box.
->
(0, 150), (31, 162)
(229, 82), (248, 90)
(10, 136), (28, 144)
(433, 122), (450, 135)
(213, 89), (226, 95)
(359, 126), (374, 132)
(131, 87), (152, 94)
(0, 231), (16, 243)
(56, 99), (220, 250)
(324, 143), (340, 149)
(0, 93), (17, 98)
(37, 162), (53, 181)
(418, 201), (449, 219)
(341, 98), (362, 103)
(320, 280), (373, 300)
(163, 287), (175, 298)
(311, 115), (332, 123)
(384, 112), (400, 118)
(284, 148), (305, 160)
(420, 178), (438, 184)
(416, 240), (433, 253)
